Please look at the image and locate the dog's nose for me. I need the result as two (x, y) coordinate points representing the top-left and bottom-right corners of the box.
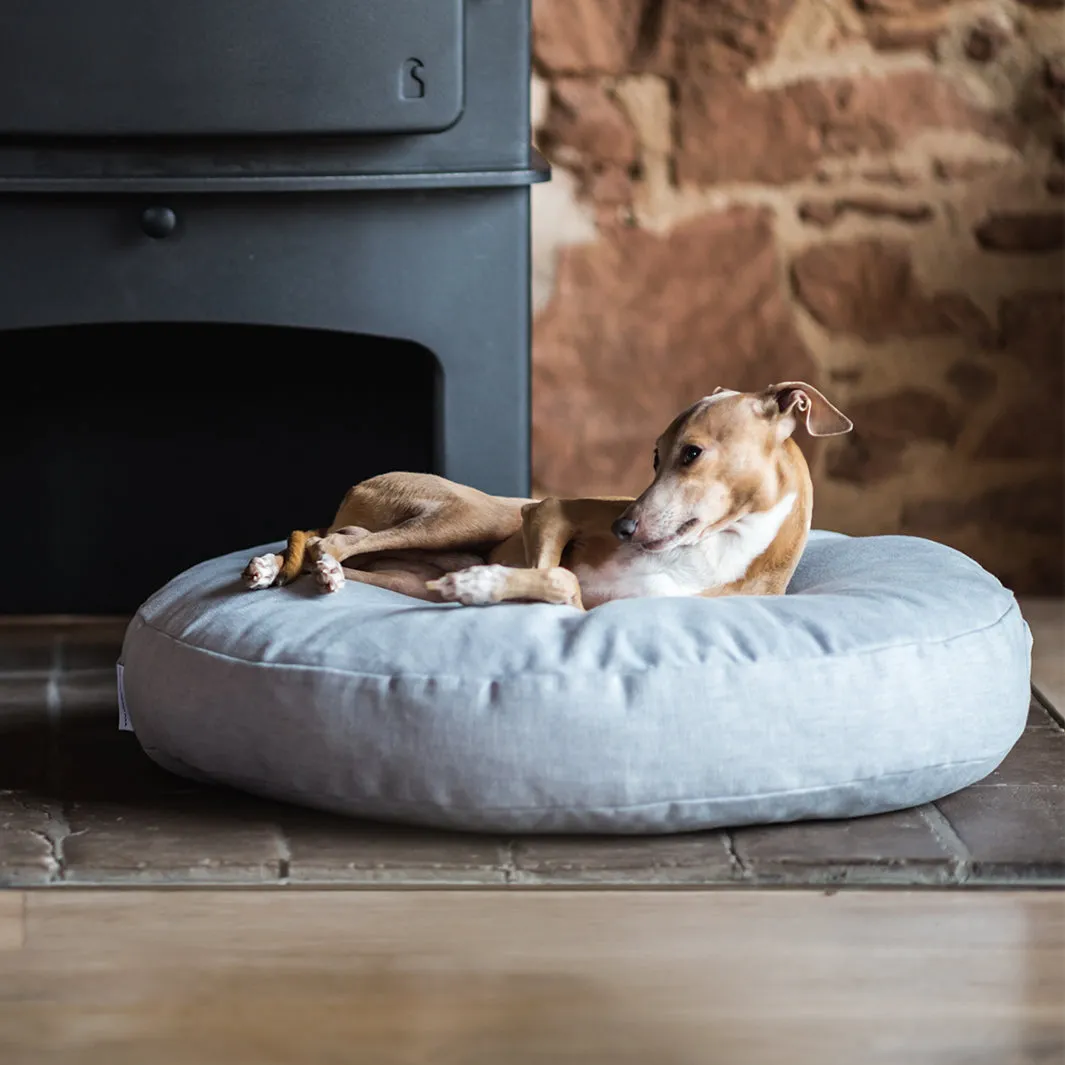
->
(612, 516), (638, 541)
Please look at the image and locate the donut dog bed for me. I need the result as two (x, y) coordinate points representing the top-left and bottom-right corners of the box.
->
(119, 531), (1031, 833)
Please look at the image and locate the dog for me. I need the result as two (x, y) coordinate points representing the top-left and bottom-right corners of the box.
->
(242, 382), (852, 610)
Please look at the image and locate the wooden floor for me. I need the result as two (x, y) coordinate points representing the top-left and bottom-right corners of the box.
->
(1, 889), (1062, 1065)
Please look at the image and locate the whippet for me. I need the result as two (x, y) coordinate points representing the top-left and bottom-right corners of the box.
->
(242, 382), (852, 609)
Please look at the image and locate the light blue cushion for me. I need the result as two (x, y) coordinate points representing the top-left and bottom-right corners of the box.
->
(120, 531), (1032, 834)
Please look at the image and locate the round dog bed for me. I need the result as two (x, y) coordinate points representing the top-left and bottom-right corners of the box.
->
(119, 531), (1031, 834)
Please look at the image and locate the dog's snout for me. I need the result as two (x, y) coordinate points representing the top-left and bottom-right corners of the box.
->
(612, 516), (638, 541)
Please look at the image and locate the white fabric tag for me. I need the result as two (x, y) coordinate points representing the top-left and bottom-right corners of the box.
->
(116, 662), (134, 732)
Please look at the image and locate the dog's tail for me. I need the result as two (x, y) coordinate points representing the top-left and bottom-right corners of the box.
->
(276, 528), (326, 586)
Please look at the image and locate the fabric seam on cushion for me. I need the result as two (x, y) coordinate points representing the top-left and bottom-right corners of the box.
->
(131, 597), (1024, 682)
(141, 747), (1006, 816)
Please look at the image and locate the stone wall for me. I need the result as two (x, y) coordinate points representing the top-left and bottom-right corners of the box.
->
(529, 0), (1064, 594)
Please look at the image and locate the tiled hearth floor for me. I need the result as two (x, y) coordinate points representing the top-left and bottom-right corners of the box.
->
(1, 604), (1062, 889)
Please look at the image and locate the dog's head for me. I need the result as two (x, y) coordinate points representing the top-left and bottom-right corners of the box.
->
(611, 382), (852, 551)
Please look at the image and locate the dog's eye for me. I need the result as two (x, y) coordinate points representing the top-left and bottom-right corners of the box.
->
(653, 450), (660, 471)
(680, 445), (702, 466)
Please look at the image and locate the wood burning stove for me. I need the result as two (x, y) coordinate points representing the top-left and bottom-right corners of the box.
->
(0, 0), (547, 614)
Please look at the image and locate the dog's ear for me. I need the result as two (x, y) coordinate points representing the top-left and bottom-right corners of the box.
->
(711, 385), (728, 395)
(761, 382), (853, 439)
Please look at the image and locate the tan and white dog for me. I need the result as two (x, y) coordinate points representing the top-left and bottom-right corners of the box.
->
(243, 382), (852, 610)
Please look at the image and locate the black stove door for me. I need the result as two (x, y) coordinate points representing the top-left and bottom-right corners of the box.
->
(0, 0), (464, 137)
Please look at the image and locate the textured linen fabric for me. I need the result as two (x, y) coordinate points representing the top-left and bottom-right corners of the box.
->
(119, 531), (1032, 833)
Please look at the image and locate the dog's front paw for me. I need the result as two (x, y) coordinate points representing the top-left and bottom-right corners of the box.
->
(314, 555), (346, 594)
(542, 566), (582, 607)
(428, 565), (509, 606)
(243, 554), (281, 590)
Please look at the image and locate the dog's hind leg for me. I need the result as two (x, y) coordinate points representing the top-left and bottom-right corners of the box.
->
(314, 553), (482, 602)
(336, 566), (442, 601)
(244, 472), (525, 593)
(317, 473), (524, 562)
(243, 512), (480, 594)
(243, 527), (328, 589)
(243, 552), (284, 589)
(310, 506), (519, 573)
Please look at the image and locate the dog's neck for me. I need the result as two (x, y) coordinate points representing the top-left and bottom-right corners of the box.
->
(692, 489), (800, 575)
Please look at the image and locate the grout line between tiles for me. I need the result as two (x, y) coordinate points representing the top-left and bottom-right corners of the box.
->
(919, 804), (972, 884)
(499, 840), (521, 885)
(275, 826), (292, 883)
(1033, 685), (1065, 731)
(722, 831), (750, 881)
(42, 634), (70, 882)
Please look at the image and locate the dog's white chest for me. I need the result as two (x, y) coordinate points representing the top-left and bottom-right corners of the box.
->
(573, 493), (797, 607)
